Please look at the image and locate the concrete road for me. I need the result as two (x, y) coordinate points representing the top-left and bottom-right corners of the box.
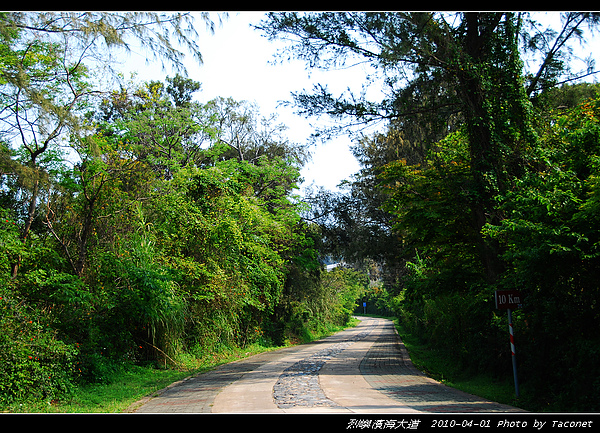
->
(130, 317), (522, 414)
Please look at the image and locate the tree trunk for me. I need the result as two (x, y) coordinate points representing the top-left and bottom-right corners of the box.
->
(11, 177), (40, 279)
(459, 13), (506, 283)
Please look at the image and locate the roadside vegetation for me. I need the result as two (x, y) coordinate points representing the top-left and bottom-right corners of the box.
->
(341, 82), (600, 413)
(4, 320), (357, 413)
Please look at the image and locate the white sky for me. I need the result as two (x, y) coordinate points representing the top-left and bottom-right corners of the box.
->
(122, 11), (368, 194)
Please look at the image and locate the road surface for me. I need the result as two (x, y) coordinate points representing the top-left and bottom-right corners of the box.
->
(130, 317), (522, 414)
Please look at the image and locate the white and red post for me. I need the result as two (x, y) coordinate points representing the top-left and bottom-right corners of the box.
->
(507, 308), (520, 398)
(495, 290), (522, 399)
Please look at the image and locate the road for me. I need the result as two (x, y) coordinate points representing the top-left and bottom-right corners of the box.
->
(130, 316), (523, 414)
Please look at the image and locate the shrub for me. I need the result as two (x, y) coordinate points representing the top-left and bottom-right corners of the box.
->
(0, 294), (78, 404)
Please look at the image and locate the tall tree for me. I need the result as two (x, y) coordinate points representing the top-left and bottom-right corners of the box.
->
(257, 11), (600, 282)
(0, 12), (218, 277)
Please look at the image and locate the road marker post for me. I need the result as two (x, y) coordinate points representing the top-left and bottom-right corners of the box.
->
(495, 290), (523, 398)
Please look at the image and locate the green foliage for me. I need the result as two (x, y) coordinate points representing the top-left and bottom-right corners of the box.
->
(381, 87), (600, 411)
(0, 65), (359, 408)
(482, 91), (600, 410)
(318, 267), (366, 325)
(277, 266), (366, 344)
(0, 292), (78, 405)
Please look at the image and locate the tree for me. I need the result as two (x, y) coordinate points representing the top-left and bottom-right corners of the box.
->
(481, 86), (600, 410)
(166, 74), (201, 108)
(0, 12), (218, 277)
(257, 11), (600, 282)
(209, 96), (309, 165)
(96, 77), (217, 180)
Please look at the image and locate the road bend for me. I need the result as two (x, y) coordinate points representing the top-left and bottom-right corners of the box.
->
(130, 317), (522, 414)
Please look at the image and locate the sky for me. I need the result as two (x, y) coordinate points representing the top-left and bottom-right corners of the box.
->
(122, 11), (371, 195)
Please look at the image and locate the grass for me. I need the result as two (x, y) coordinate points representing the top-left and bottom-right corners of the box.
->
(3, 318), (359, 413)
(2, 342), (283, 413)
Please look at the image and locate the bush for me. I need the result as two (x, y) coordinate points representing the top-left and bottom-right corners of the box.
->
(0, 294), (78, 404)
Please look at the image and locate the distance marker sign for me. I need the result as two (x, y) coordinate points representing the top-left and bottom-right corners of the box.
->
(495, 290), (523, 310)
(494, 289), (523, 398)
